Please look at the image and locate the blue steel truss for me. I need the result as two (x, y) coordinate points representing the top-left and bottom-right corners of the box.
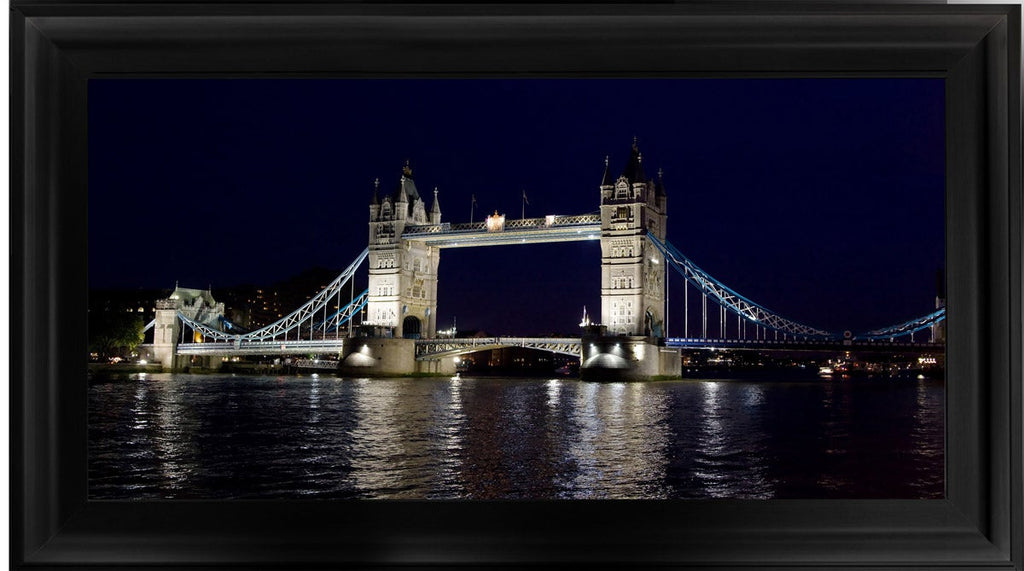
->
(855, 307), (946, 341)
(313, 290), (370, 333)
(176, 248), (368, 342)
(648, 233), (835, 340)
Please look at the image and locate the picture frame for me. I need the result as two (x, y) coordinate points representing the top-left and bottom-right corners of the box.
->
(11, 2), (1022, 569)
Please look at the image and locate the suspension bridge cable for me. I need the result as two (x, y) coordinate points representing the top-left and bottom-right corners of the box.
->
(647, 233), (834, 340)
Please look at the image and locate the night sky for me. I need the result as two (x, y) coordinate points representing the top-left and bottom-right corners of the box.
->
(89, 79), (944, 337)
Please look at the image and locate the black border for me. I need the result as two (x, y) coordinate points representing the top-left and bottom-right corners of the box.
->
(10, 3), (1022, 570)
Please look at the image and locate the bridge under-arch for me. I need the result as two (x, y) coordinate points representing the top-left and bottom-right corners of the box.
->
(415, 337), (583, 360)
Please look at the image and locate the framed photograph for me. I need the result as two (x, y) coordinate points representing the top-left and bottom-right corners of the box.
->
(11, 2), (1022, 569)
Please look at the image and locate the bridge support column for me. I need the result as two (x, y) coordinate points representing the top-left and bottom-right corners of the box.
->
(338, 337), (419, 376)
(151, 301), (180, 370)
(580, 334), (680, 382)
(417, 358), (457, 376)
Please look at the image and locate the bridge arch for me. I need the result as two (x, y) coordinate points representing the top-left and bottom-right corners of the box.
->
(402, 316), (422, 339)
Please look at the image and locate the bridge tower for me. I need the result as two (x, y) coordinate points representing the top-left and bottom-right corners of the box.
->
(149, 286), (225, 370)
(366, 163), (441, 339)
(599, 140), (668, 337)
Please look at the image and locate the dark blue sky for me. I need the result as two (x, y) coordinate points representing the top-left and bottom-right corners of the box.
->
(89, 79), (944, 336)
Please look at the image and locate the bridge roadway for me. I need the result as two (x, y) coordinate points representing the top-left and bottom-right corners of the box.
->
(164, 336), (942, 359)
(173, 339), (347, 356)
(401, 214), (601, 248)
(168, 337), (586, 359)
(665, 338), (945, 353)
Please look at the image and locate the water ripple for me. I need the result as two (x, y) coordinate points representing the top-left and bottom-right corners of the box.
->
(89, 375), (944, 500)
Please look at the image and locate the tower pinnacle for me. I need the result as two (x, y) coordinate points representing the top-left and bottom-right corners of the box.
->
(601, 154), (614, 186)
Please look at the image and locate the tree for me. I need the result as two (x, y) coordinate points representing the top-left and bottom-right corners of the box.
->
(89, 312), (145, 359)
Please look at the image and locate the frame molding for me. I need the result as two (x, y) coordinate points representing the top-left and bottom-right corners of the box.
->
(11, 3), (1022, 569)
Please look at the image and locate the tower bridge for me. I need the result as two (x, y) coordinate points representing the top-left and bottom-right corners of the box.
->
(141, 140), (945, 380)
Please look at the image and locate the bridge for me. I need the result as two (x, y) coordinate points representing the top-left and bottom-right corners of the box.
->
(142, 141), (944, 379)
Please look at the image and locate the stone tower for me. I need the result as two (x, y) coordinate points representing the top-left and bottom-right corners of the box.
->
(150, 285), (225, 369)
(598, 140), (668, 337)
(366, 162), (441, 339)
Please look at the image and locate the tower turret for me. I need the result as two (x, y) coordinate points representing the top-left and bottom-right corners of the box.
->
(430, 187), (442, 224)
(621, 137), (647, 185)
(369, 178), (381, 220)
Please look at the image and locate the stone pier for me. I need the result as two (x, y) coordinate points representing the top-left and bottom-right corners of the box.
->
(579, 334), (681, 382)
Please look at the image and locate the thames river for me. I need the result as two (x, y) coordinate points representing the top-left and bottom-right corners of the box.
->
(88, 374), (943, 500)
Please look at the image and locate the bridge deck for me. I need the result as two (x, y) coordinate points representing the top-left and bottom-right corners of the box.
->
(156, 336), (942, 359)
(665, 338), (944, 353)
(401, 214), (600, 248)
(173, 339), (347, 356)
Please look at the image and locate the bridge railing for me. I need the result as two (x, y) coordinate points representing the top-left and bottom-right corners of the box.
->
(293, 358), (340, 370)
(176, 338), (347, 355)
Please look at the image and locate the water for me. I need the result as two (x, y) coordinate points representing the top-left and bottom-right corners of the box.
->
(88, 374), (944, 499)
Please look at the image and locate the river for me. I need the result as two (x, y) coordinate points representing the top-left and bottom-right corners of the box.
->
(88, 373), (944, 499)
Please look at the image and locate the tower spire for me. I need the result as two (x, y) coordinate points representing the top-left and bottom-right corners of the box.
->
(601, 154), (614, 186)
(621, 137), (647, 183)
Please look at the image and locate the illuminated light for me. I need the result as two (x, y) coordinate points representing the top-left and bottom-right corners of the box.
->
(138, 359), (147, 365)
(485, 211), (506, 232)
(311, 373), (319, 379)
(454, 356), (461, 363)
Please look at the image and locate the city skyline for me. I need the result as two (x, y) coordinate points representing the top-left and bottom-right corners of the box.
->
(89, 78), (944, 336)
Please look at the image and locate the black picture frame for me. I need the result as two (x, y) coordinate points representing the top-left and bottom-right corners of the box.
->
(10, 2), (1022, 569)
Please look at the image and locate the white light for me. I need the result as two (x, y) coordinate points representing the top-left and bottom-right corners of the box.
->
(454, 356), (461, 363)
(138, 359), (147, 365)
(311, 373), (319, 379)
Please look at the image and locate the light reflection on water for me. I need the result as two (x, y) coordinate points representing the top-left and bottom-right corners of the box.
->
(89, 374), (944, 500)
